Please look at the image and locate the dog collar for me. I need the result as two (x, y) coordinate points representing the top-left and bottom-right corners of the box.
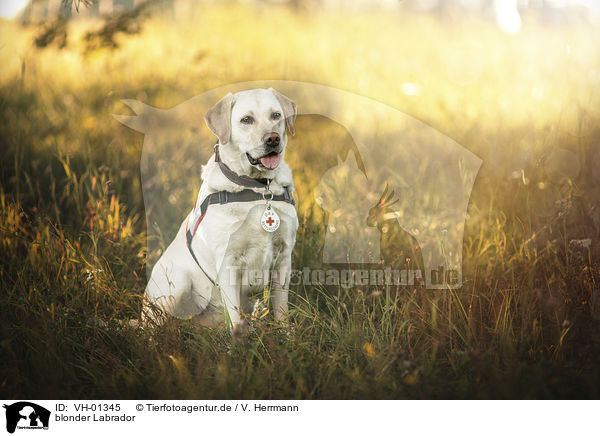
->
(214, 145), (271, 189)
(184, 146), (295, 287)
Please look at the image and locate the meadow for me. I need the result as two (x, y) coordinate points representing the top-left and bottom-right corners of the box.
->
(1, 2), (600, 399)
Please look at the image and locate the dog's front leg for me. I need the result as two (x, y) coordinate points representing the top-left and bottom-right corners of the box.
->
(271, 253), (293, 322)
(218, 262), (244, 331)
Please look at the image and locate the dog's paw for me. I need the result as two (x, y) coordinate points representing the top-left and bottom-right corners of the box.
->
(230, 318), (259, 338)
(230, 318), (250, 338)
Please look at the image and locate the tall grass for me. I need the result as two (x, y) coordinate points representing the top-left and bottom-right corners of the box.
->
(1, 3), (600, 398)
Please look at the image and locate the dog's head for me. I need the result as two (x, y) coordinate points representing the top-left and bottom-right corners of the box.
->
(205, 88), (297, 177)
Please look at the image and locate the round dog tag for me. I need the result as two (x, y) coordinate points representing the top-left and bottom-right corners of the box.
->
(261, 206), (280, 232)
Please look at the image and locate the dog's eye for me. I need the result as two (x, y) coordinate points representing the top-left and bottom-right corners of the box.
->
(240, 116), (254, 124)
(271, 112), (281, 120)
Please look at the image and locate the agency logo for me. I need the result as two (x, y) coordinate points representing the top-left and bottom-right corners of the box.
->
(316, 152), (384, 264)
(3, 402), (50, 434)
(115, 80), (481, 289)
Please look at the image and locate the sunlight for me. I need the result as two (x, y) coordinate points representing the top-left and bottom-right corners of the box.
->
(0, 0), (28, 19)
(494, 0), (522, 35)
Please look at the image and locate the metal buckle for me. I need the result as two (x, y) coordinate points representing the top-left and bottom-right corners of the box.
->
(263, 179), (274, 203)
(214, 144), (220, 162)
(262, 188), (274, 202)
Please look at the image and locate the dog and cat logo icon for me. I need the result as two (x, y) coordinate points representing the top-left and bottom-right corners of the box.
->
(3, 402), (50, 434)
(118, 82), (482, 289)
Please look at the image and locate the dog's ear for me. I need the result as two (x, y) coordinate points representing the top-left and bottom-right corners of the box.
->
(205, 93), (234, 145)
(269, 88), (297, 136)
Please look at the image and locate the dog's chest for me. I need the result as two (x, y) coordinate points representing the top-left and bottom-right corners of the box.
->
(198, 200), (297, 268)
(236, 202), (296, 253)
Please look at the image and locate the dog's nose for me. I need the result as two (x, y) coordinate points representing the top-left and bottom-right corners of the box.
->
(263, 132), (280, 148)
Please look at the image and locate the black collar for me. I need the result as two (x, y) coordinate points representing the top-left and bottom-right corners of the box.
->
(214, 145), (271, 189)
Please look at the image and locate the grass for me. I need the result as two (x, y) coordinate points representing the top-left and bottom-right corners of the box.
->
(1, 3), (600, 399)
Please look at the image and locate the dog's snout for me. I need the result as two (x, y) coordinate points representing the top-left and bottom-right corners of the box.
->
(263, 132), (280, 148)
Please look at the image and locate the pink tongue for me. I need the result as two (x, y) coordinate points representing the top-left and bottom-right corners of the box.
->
(260, 153), (281, 169)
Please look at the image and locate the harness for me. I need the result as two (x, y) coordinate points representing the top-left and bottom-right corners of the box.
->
(185, 145), (295, 286)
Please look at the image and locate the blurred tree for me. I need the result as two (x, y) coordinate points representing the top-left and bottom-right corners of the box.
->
(62, 0), (96, 13)
(83, 0), (158, 51)
(28, 0), (160, 51)
(34, 16), (68, 48)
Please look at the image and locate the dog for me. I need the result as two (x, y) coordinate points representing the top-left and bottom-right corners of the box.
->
(144, 88), (299, 331)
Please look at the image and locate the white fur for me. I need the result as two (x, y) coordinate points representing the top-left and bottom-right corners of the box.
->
(144, 89), (298, 329)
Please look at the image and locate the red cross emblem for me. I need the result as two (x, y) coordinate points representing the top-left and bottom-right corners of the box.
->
(261, 208), (279, 232)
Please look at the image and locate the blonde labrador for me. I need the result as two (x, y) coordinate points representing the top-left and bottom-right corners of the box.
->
(144, 88), (298, 330)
